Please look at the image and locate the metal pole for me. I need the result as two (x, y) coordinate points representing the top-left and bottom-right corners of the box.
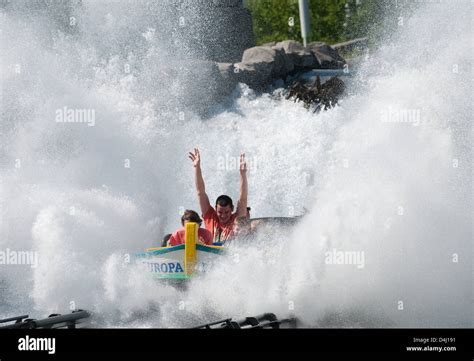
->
(298, 0), (311, 47)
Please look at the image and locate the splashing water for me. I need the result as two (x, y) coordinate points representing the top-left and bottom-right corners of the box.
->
(0, 1), (472, 327)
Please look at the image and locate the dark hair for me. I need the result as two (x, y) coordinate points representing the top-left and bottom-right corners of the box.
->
(181, 209), (202, 226)
(161, 233), (172, 247)
(215, 195), (233, 208)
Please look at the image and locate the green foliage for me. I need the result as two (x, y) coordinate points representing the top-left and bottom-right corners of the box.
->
(247, 0), (418, 46)
(247, 0), (301, 45)
(308, 0), (347, 43)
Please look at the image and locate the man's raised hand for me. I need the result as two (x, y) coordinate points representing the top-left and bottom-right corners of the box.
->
(240, 153), (247, 174)
(188, 148), (201, 168)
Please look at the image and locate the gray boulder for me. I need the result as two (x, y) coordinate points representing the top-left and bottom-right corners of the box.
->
(273, 47), (295, 75)
(241, 46), (280, 73)
(307, 42), (346, 69)
(241, 47), (275, 86)
(273, 40), (320, 69)
(233, 61), (267, 90)
(237, 46), (293, 89)
(217, 62), (234, 77)
(215, 40), (348, 92)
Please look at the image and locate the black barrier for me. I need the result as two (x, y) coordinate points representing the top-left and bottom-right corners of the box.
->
(0, 310), (91, 330)
(194, 313), (297, 329)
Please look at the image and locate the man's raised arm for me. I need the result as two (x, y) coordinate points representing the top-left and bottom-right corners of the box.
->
(188, 148), (211, 216)
(236, 153), (248, 218)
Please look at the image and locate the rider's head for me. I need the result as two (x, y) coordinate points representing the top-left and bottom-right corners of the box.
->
(215, 195), (234, 224)
(161, 233), (172, 247)
(181, 209), (203, 226)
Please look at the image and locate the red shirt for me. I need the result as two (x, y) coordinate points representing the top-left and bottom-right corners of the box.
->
(203, 207), (238, 244)
(168, 227), (213, 246)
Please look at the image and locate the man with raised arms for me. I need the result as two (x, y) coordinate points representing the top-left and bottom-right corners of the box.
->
(188, 148), (248, 245)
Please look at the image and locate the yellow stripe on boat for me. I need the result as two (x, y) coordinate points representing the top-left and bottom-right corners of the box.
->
(184, 222), (198, 276)
(204, 245), (224, 250)
(145, 247), (165, 252)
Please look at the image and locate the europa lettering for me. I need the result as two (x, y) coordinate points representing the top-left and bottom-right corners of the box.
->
(146, 262), (184, 273)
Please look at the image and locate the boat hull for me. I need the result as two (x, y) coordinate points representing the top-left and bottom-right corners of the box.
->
(135, 225), (224, 279)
